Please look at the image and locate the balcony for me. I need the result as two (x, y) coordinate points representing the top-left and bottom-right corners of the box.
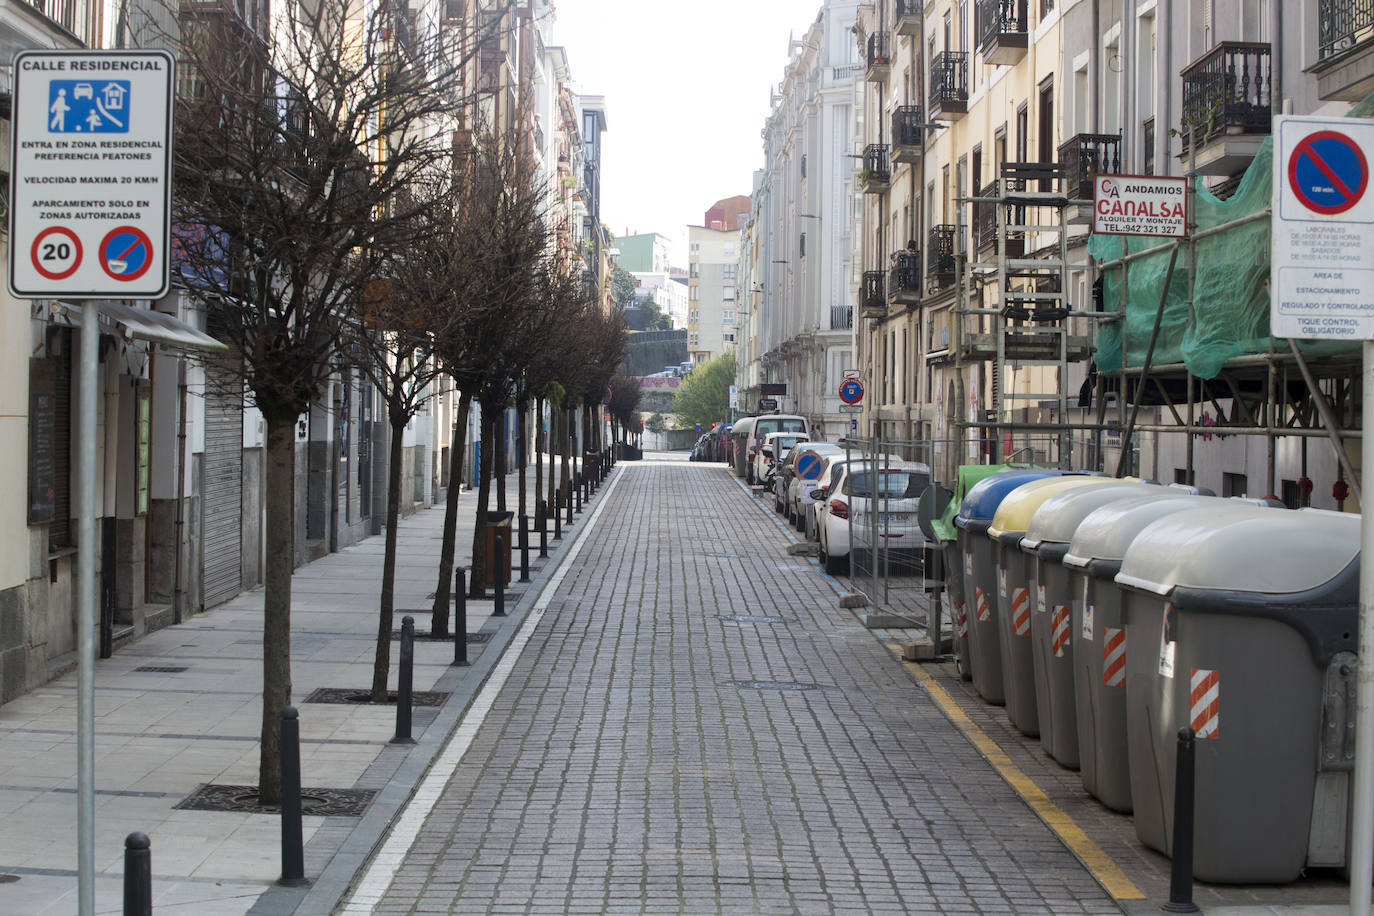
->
(1179, 42), (1272, 175)
(1058, 132), (1122, 201)
(1311, 0), (1374, 101)
(891, 106), (924, 165)
(859, 144), (891, 194)
(930, 52), (969, 119)
(927, 226), (957, 294)
(830, 305), (854, 331)
(896, 0), (921, 36)
(977, 0), (1029, 67)
(861, 271), (888, 319)
(973, 181), (1025, 258)
(866, 32), (893, 82)
(888, 252), (922, 308)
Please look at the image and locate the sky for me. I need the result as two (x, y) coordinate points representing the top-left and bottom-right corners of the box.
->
(548, 0), (827, 267)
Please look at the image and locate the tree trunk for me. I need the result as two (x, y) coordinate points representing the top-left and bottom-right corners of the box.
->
(431, 388), (473, 637)
(258, 412), (296, 805)
(495, 406), (507, 513)
(560, 406), (571, 499)
(372, 410), (407, 702)
(469, 401), (497, 597)
(547, 401), (557, 514)
(517, 399), (528, 522)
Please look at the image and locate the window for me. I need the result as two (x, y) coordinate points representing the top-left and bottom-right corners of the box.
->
(724, 332), (736, 343)
(724, 242), (737, 257)
(690, 263), (699, 277)
(801, 154), (807, 178)
(800, 232), (806, 258)
(1038, 81), (1054, 189)
(723, 287), (736, 301)
(723, 310), (736, 324)
(135, 381), (151, 516)
(723, 264), (736, 279)
(1222, 472), (1248, 498)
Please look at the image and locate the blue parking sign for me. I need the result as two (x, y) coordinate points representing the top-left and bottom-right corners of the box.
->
(47, 80), (131, 133)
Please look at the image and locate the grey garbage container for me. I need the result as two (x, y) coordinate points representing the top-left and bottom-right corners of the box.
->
(987, 475), (1107, 737)
(1019, 480), (1166, 768)
(1115, 506), (1359, 883)
(955, 469), (1061, 705)
(939, 465), (1016, 680)
(1061, 492), (1219, 811)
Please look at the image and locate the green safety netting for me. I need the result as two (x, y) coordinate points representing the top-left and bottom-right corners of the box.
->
(1088, 95), (1374, 379)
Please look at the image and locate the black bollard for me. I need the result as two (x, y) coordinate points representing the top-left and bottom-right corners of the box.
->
(391, 618), (416, 745)
(123, 832), (152, 915)
(554, 489), (563, 541)
(279, 706), (307, 886)
(575, 473), (583, 513)
(538, 501), (549, 558)
(1163, 727), (1200, 913)
(518, 514), (531, 582)
(494, 535), (506, 616)
(565, 483), (573, 526)
(452, 568), (468, 667)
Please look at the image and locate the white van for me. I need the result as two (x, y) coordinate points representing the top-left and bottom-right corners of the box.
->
(741, 414), (809, 485)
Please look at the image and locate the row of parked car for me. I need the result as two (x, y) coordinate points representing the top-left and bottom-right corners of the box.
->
(746, 431), (932, 577)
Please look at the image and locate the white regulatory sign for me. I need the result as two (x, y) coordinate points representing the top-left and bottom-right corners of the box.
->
(1092, 174), (1189, 238)
(1271, 115), (1374, 340)
(8, 50), (174, 300)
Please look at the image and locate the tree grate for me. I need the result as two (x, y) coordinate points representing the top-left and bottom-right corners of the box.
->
(134, 666), (188, 673)
(728, 680), (821, 692)
(176, 783), (375, 817)
(391, 627), (491, 644)
(303, 687), (449, 707)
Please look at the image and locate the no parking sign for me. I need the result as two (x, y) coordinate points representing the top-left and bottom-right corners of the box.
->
(1271, 116), (1374, 339)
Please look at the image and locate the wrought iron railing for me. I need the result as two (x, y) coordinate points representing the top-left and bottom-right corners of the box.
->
(861, 144), (891, 185)
(892, 106), (924, 151)
(830, 305), (854, 330)
(889, 252), (921, 298)
(1319, 0), (1374, 60)
(896, 0), (921, 23)
(1180, 42), (1272, 150)
(977, 0), (1029, 50)
(1057, 133), (1121, 200)
(1142, 118), (1155, 175)
(867, 32), (892, 69)
(862, 271), (887, 315)
(927, 226), (957, 291)
(25, 0), (98, 45)
(930, 52), (969, 106)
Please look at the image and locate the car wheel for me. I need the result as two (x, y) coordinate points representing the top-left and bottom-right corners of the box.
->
(822, 548), (845, 575)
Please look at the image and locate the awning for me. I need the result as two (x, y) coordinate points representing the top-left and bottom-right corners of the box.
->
(54, 301), (228, 354)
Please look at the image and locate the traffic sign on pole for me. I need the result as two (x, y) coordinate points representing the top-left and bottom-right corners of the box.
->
(8, 50), (174, 299)
(838, 378), (865, 405)
(1271, 116), (1374, 341)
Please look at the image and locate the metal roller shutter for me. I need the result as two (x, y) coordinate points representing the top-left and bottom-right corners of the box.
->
(202, 360), (243, 609)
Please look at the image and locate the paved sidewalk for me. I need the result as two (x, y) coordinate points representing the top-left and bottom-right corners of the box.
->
(344, 455), (1120, 915)
(0, 460), (598, 916)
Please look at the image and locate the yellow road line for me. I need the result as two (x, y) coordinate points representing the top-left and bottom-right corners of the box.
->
(898, 651), (1146, 901)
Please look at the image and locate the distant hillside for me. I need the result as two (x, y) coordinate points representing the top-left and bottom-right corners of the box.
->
(624, 329), (688, 377)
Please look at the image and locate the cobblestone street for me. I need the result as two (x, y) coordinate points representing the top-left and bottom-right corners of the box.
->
(352, 457), (1120, 914)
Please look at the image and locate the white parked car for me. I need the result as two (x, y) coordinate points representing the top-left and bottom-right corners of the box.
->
(775, 441), (841, 517)
(814, 461), (932, 575)
(794, 453), (857, 539)
(755, 432), (810, 489)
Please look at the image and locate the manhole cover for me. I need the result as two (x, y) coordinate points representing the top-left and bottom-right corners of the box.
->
(729, 680), (821, 692)
(717, 615), (790, 625)
(303, 687), (449, 707)
(391, 626), (492, 644)
(176, 784), (374, 817)
(134, 666), (188, 673)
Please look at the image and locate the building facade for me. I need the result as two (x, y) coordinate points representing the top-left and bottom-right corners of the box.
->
(687, 222), (744, 365)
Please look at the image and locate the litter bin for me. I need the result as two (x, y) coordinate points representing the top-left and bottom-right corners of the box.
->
(1061, 492), (1219, 810)
(1115, 506), (1359, 883)
(955, 469), (1060, 705)
(936, 465), (1014, 680)
(1019, 480), (1165, 768)
(484, 511), (514, 586)
(987, 475), (1107, 736)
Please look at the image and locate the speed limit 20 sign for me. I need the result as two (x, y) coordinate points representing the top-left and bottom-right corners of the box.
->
(7, 50), (174, 299)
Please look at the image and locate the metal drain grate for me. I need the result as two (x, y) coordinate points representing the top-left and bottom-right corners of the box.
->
(303, 687), (450, 707)
(729, 680), (821, 692)
(176, 784), (375, 817)
(134, 666), (188, 674)
(717, 614), (790, 625)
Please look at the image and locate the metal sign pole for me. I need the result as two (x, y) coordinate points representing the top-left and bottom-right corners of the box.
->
(76, 301), (99, 916)
(1352, 340), (1374, 916)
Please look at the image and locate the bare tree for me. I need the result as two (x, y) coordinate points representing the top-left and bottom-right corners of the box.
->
(166, 0), (501, 802)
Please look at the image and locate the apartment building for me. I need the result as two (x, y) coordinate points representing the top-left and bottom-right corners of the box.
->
(688, 204), (747, 365)
(742, 0), (861, 436)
